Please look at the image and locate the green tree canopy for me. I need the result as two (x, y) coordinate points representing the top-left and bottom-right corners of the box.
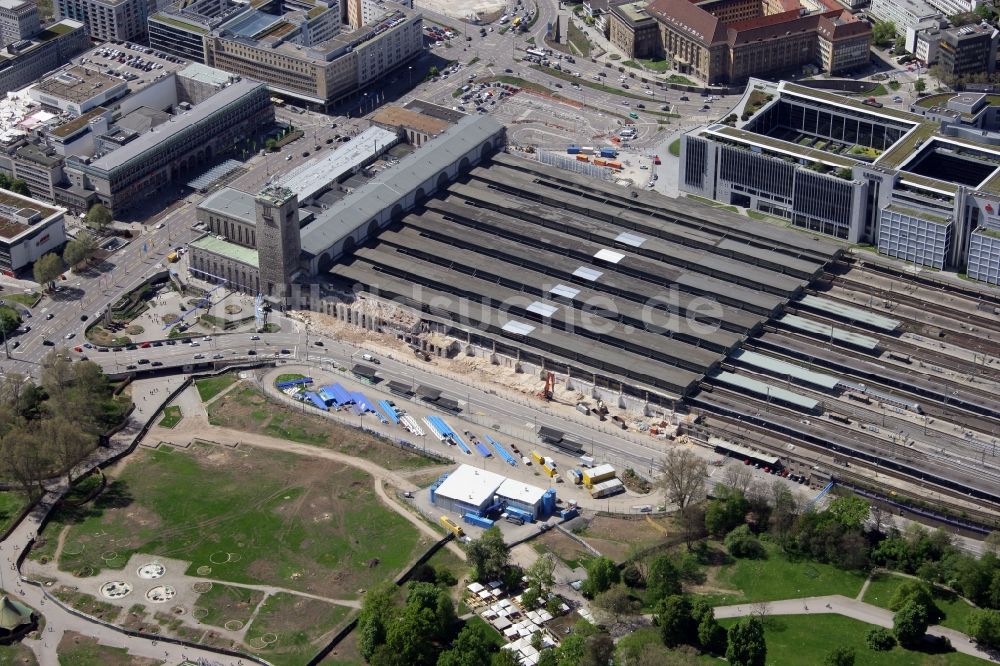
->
(582, 556), (620, 597)
(86, 203), (112, 230)
(826, 496), (870, 529)
(873, 20), (897, 46)
(823, 646), (855, 666)
(646, 554), (682, 603)
(705, 486), (749, 536)
(437, 620), (498, 666)
(656, 595), (694, 648)
(357, 582), (397, 661)
(33, 253), (63, 289)
(893, 600), (929, 647)
(726, 616), (766, 666)
(967, 609), (1000, 650)
(467, 526), (510, 582)
(0, 305), (20, 337)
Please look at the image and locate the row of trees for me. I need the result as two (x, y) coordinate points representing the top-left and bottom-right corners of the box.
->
(0, 174), (31, 197)
(0, 352), (127, 498)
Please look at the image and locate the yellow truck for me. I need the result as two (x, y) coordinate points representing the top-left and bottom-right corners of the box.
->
(439, 515), (465, 537)
(531, 450), (545, 466)
(541, 463), (557, 478)
(166, 251), (179, 263)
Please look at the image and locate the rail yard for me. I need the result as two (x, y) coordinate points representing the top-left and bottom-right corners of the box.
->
(325, 153), (1000, 529)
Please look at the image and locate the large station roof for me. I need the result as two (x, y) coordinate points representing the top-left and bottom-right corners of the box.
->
(328, 155), (844, 402)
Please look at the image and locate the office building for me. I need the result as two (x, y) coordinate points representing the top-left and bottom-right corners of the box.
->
(56, 0), (168, 43)
(0, 188), (66, 273)
(937, 23), (998, 78)
(430, 464), (551, 520)
(967, 226), (1000, 285)
(645, 0), (871, 85)
(150, 0), (421, 108)
(925, 0), (977, 15)
(608, 0), (658, 58)
(868, 0), (941, 35)
(29, 65), (130, 115)
(0, 20), (88, 95)
(345, 0), (409, 29)
(679, 79), (1000, 282)
(64, 77), (272, 213)
(0, 0), (39, 48)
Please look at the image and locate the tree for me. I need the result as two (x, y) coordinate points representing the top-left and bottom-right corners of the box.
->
(357, 583), (396, 661)
(579, 633), (614, 666)
(894, 35), (906, 53)
(645, 555), (682, 604)
(724, 525), (765, 559)
(914, 78), (927, 93)
(697, 611), (727, 654)
(594, 584), (638, 620)
(9, 179), (29, 196)
(872, 20), (897, 47)
(726, 617), (766, 666)
(437, 620), (498, 666)
(63, 239), (86, 269)
(429, 66), (440, 78)
(0, 428), (50, 501)
(723, 464), (754, 495)
(525, 554), (556, 600)
(705, 487), (749, 536)
(33, 253), (63, 290)
(86, 203), (112, 231)
(659, 448), (708, 509)
(0, 306), (20, 337)
(824, 646), (855, 666)
(888, 580), (937, 620)
(656, 595), (694, 648)
(265, 137), (277, 152)
(383, 602), (438, 666)
(827, 496), (870, 529)
(490, 651), (520, 666)
(43, 417), (94, 483)
(582, 556), (619, 597)
(967, 609), (1000, 650)
(467, 526), (510, 582)
(865, 627), (895, 651)
(893, 600), (929, 647)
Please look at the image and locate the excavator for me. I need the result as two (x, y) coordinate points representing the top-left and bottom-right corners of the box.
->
(537, 371), (555, 401)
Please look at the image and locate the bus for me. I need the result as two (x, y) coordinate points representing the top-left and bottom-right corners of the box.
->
(526, 47), (547, 59)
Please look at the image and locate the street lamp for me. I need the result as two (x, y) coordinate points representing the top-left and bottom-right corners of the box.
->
(408, 66), (413, 88)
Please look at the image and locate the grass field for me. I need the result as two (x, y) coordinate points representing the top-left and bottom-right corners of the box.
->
(207, 385), (437, 470)
(707, 544), (867, 604)
(195, 374), (237, 402)
(32, 444), (427, 600)
(0, 491), (25, 537)
(246, 593), (352, 666)
(863, 572), (976, 632)
(193, 583), (264, 629)
(157, 406), (182, 428)
(3, 292), (38, 307)
(0, 641), (37, 665)
(57, 631), (161, 666)
(718, 614), (987, 665)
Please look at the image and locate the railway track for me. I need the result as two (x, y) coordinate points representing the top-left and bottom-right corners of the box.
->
(689, 393), (1000, 529)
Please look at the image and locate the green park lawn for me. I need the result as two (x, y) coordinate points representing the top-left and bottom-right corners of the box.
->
(3, 292), (38, 307)
(707, 544), (867, 604)
(207, 385), (437, 470)
(863, 572), (977, 633)
(0, 640), (37, 665)
(719, 614), (988, 665)
(245, 592), (352, 666)
(0, 491), (26, 537)
(157, 405), (182, 428)
(194, 374), (237, 402)
(30, 444), (427, 600)
(193, 583), (264, 629)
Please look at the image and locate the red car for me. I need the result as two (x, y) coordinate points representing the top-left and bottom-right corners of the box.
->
(140, 341), (151, 348)
(653, 155), (662, 165)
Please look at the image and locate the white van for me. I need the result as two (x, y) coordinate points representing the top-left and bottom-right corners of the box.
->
(361, 353), (380, 364)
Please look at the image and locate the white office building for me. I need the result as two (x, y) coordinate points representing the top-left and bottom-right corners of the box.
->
(0, 0), (39, 47)
(869, 0), (941, 35)
(877, 205), (952, 269)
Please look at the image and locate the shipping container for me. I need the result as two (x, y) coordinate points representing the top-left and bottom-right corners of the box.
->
(566, 145), (580, 154)
(600, 147), (616, 158)
(531, 450), (545, 465)
(576, 154), (589, 162)
(590, 478), (625, 498)
(579, 455), (595, 468)
(606, 161), (622, 170)
(568, 469), (583, 485)
(580, 146), (595, 155)
(439, 515), (465, 537)
(583, 464), (616, 487)
(542, 463), (558, 478)
(592, 159), (607, 167)
(507, 506), (536, 523)
(463, 512), (495, 529)
(560, 507), (579, 520)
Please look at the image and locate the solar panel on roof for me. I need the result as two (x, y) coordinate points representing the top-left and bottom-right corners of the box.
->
(573, 266), (603, 281)
(615, 231), (646, 247)
(549, 284), (580, 299)
(527, 301), (558, 317)
(502, 320), (536, 335)
(594, 248), (625, 263)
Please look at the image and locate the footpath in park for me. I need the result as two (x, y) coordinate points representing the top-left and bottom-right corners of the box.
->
(714, 595), (999, 663)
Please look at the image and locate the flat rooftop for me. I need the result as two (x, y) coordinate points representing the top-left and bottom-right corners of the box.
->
(190, 233), (259, 266)
(77, 42), (188, 96)
(33, 66), (125, 104)
(280, 126), (398, 202)
(198, 186), (256, 225)
(371, 105), (452, 136)
(434, 464), (506, 508)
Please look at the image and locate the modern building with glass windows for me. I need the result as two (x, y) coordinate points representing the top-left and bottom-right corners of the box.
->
(679, 80), (1000, 283)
